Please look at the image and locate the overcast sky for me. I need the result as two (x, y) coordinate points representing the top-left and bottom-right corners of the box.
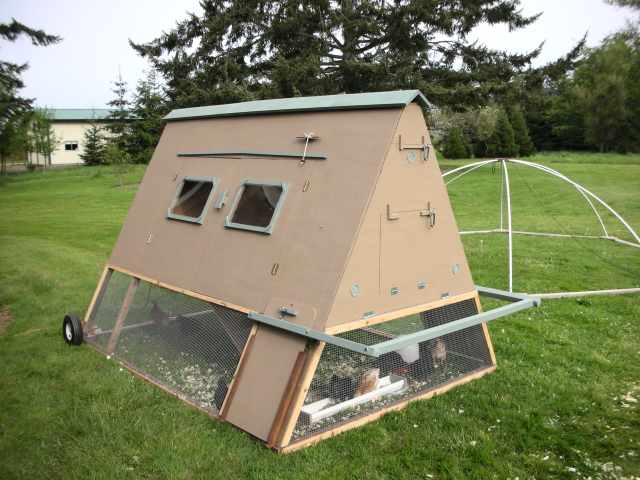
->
(1, 0), (636, 108)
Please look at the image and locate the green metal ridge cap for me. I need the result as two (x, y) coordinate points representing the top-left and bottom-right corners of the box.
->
(164, 90), (429, 121)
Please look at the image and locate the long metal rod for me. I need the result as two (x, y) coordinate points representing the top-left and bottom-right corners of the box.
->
(476, 285), (540, 304)
(532, 287), (640, 299)
(249, 286), (540, 357)
(368, 297), (537, 357)
(248, 312), (375, 355)
(460, 229), (504, 235)
(177, 151), (328, 160)
(502, 160), (514, 292)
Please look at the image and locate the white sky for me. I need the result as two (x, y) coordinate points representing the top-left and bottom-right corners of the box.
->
(1, 0), (636, 108)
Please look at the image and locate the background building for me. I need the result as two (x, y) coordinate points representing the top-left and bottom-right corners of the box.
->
(30, 108), (114, 166)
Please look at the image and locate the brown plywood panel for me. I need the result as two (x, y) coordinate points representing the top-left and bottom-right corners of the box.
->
(109, 108), (402, 328)
(224, 326), (308, 441)
(327, 103), (475, 328)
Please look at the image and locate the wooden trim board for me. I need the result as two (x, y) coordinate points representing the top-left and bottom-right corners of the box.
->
(276, 341), (326, 447)
(325, 290), (477, 334)
(106, 277), (139, 355)
(278, 364), (496, 453)
(83, 266), (112, 326)
(267, 350), (307, 447)
(474, 294), (497, 366)
(86, 341), (220, 421)
(108, 264), (253, 315)
(219, 324), (258, 419)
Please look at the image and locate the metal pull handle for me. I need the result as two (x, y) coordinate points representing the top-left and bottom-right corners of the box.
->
(420, 202), (436, 228)
(213, 190), (227, 209)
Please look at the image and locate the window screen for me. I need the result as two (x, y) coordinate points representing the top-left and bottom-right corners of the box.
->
(167, 177), (216, 224)
(225, 181), (287, 234)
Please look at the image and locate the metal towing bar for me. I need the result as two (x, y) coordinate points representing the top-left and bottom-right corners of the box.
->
(248, 286), (541, 358)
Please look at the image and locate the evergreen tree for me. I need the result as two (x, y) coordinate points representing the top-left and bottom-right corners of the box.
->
(128, 70), (167, 164)
(0, 114), (30, 174)
(508, 106), (535, 156)
(0, 19), (60, 134)
(106, 72), (131, 152)
(607, 0), (640, 9)
(29, 108), (59, 167)
(131, 1), (542, 109)
(442, 127), (471, 159)
(104, 142), (131, 189)
(486, 110), (517, 157)
(516, 38), (587, 150)
(80, 119), (105, 165)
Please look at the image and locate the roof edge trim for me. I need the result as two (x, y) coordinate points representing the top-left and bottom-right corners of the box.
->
(164, 90), (430, 122)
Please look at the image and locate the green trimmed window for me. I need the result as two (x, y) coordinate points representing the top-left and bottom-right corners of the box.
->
(225, 180), (287, 234)
(167, 176), (217, 224)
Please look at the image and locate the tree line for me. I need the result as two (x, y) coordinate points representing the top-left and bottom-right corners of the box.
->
(127, 0), (640, 160)
(1, 0), (639, 172)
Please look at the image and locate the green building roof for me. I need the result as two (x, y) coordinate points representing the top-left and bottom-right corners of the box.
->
(47, 108), (116, 121)
(164, 90), (429, 121)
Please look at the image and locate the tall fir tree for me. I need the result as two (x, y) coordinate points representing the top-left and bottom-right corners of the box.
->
(128, 70), (167, 164)
(508, 106), (535, 156)
(486, 109), (517, 157)
(130, 0), (542, 109)
(0, 19), (60, 134)
(80, 119), (105, 165)
(442, 127), (471, 159)
(106, 72), (131, 153)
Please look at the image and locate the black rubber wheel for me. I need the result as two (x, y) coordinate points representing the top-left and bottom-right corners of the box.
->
(62, 313), (83, 346)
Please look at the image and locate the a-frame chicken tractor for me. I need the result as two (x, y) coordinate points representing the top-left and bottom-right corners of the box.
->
(62, 90), (539, 452)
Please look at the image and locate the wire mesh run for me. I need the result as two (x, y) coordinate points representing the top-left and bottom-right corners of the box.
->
(292, 298), (493, 440)
(85, 271), (253, 415)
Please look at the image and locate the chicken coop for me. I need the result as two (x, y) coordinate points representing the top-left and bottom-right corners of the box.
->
(64, 90), (538, 452)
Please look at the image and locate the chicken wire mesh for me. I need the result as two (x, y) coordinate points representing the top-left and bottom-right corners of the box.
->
(291, 298), (493, 440)
(84, 271), (253, 415)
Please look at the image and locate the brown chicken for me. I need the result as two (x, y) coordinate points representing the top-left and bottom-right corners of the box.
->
(431, 338), (447, 369)
(355, 368), (380, 396)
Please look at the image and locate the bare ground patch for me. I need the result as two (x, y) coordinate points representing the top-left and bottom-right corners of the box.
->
(0, 306), (12, 335)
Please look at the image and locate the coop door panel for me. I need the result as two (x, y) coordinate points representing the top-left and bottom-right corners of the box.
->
(290, 298), (494, 442)
(381, 210), (471, 298)
(85, 272), (253, 416)
(224, 327), (308, 441)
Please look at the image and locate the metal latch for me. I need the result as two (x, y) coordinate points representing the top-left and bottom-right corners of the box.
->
(279, 306), (298, 317)
(420, 202), (436, 228)
(398, 134), (431, 161)
(213, 190), (227, 209)
(296, 132), (320, 165)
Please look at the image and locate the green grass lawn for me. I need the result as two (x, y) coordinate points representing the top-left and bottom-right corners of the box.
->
(1, 154), (639, 479)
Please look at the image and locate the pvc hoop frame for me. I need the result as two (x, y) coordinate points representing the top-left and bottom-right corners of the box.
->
(442, 158), (640, 298)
